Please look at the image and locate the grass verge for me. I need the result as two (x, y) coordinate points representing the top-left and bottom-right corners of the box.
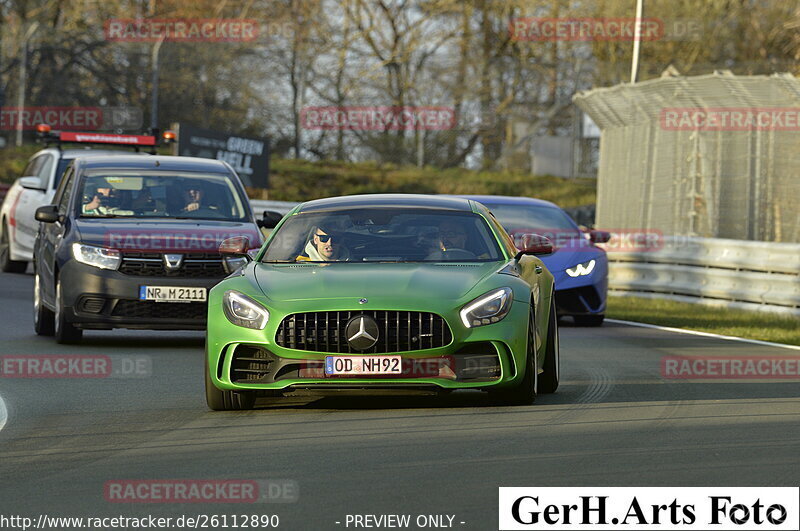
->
(2, 145), (597, 208)
(0, 145), (40, 185)
(607, 295), (800, 346)
(264, 158), (597, 208)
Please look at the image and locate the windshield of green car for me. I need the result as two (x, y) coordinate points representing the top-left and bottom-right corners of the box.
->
(77, 171), (249, 222)
(261, 208), (504, 263)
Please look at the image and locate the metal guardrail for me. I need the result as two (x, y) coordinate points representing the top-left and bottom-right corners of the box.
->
(606, 236), (800, 315)
(246, 201), (800, 314)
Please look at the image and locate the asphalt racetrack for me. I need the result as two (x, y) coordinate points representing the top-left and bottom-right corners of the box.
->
(0, 270), (798, 530)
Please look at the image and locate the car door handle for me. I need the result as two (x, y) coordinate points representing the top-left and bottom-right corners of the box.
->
(535, 265), (543, 274)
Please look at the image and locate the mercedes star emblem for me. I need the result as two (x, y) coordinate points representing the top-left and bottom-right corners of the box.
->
(359, 298), (368, 304)
(345, 315), (380, 351)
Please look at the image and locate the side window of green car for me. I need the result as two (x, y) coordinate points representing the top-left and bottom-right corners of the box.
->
(478, 206), (517, 258)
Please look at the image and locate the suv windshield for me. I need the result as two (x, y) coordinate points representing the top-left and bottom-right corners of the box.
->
(262, 208), (504, 263)
(77, 171), (249, 222)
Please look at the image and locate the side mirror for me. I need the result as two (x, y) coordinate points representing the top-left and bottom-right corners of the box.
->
(219, 236), (252, 274)
(515, 233), (554, 259)
(20, 176), (45, 191)
(219, 236), (250, 256)
(257, 210), (284, 229)
(589, 230), (611, 244)
(35, 205), (59, 223)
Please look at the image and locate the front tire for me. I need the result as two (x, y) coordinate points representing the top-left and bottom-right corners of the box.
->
(539, 297), (560, 394)
(205, 355), (256, 411)
(1, 222), (27, 273)
(54, 279), (83, 344)
(33, 270), (55, 336)
(490, 308), (538, 406)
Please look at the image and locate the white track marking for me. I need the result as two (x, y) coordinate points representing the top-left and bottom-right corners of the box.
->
(606, 319), (800, 351)
(0, 393), (7, 432)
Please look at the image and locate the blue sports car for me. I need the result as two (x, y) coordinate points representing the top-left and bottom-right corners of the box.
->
(458, 196), (608, 326)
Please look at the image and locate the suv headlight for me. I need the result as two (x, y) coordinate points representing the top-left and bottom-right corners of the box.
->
(71, 243), (121, 270)
(565, 259), (596, 277)
(222, 290), (269, 330)
(460, 287), (513, 328)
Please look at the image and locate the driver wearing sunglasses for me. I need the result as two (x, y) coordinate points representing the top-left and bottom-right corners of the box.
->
(296, 224), (350, 262)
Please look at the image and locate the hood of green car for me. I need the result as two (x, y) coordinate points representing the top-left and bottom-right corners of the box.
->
(252, 261), (503, 303)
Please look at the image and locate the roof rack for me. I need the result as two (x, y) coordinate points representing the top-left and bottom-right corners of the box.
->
(34, 124), (175, 155)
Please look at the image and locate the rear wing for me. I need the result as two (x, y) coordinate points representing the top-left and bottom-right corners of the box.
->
(35, 124), (174, 154)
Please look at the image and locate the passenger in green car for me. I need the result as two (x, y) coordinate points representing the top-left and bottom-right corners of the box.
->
(437, 219), (468, 251)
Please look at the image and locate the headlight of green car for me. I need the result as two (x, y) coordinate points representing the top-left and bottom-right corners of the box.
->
(222, 290), (269, 330)
(459, 287), (513, 328)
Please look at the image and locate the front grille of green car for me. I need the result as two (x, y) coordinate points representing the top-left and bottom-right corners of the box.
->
(275, 311), (453, 354)
(228, 343), (501, 383)
(230, 345), (275, 382)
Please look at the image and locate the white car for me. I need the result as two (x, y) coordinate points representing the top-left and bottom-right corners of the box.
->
(1, 133), (155, 272)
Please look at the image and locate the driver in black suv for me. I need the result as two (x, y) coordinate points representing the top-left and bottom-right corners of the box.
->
(81, 178), (133, 216)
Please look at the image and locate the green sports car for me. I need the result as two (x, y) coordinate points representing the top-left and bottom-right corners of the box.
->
(205, 194), (559, 410)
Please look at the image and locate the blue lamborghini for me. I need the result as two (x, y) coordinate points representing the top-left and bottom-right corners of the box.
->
(459, 195), (608, 326)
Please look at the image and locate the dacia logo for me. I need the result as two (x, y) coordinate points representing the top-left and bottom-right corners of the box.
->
(163, 253), (184, 271)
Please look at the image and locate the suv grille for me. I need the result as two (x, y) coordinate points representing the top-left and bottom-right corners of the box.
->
(112, 300), (207, 320)
(275, 311), (452, 354)
(118, 252), (226, 278)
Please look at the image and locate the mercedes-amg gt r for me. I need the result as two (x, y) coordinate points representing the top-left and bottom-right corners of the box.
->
(205, 194), (559, 410)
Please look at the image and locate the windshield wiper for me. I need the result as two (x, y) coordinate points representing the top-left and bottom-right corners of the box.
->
(80, 214), (135, 218)
(171, 216), (237, 221)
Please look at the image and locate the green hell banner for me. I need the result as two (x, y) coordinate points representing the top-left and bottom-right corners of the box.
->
(174, 123), (269, 188)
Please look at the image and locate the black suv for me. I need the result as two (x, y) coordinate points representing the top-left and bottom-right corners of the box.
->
(33, 155), (267, 343)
